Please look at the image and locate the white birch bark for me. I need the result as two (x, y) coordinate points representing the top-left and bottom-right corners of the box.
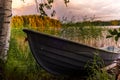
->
(0, 0), (12, 61)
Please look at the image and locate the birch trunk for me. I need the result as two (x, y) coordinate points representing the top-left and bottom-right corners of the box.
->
(0, 0), (12, 61)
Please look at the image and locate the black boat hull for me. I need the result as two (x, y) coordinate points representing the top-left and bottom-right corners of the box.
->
(23, 29), (120, 75)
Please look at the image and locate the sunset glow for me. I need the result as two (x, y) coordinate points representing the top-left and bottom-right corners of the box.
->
(12, 0), (120, 21)
(12, 0), (35, 9)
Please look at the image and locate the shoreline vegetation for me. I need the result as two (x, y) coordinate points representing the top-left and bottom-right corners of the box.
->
(2, 15), (120, 80)
(11, 15), (120, 47)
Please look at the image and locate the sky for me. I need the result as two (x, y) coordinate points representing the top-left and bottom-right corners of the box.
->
(12, 0), (120, 21)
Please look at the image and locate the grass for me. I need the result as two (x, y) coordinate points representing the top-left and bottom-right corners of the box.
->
(4, 28), (66, 80)
(5, 28), (37, 80)
(2, 23), (117, 80)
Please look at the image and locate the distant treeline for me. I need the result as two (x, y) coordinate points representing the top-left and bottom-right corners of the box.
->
(63, 20), (120, 27)
(11, 15), (61, 30)
(11, 15), (120, 29)
(88, 20), (120, 26)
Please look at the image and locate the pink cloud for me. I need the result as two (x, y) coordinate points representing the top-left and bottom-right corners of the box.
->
(12, 0), (120, 21)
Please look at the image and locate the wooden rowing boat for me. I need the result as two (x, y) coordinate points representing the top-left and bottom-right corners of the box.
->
(23, 29), (120, 76)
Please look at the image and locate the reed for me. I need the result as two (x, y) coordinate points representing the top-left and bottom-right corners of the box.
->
(59, 23), (103, 47)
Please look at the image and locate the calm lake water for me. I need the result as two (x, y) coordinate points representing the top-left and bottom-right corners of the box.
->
(103, 26), (120, 29)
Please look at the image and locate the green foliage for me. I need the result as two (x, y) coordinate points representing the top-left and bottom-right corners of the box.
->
(39, 3), (48, 16)
(86, 54), (115, 80)
(5, 28), (39, 80)
(4, 28), (67, 80)
(11, 15), (61, 34)
(38, 0), (69, 17)
(60, 22), (103, 41)
(108, 29), (118, 35)
(64, 0), (70, 6)
(106, 29), (120, 42)
(74, 20), (120, 26)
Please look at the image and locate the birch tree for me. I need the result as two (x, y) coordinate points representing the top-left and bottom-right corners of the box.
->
(0, 0), (12, 61)
(0, 0), (69, 61)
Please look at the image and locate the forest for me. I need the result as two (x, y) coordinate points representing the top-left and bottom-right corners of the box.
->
(11, 15), (61, 31)
(11, 15), (120, 29)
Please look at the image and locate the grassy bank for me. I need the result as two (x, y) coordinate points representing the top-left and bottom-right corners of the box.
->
(3, 16), (117, 80)
(4, 28), (58, 80)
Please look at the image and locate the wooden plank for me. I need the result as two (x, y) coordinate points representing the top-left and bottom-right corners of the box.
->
(101, 63), (117, 71)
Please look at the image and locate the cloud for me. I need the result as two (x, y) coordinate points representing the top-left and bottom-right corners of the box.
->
(12, 0), (120, 21)
(12, 0), (35, 9)
(12, 5), (38, 16)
